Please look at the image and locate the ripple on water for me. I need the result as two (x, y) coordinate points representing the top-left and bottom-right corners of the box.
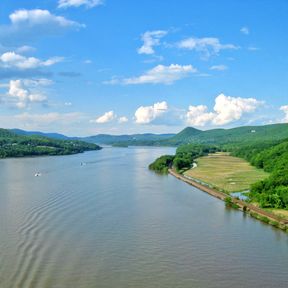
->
(0, 148), (288, 288)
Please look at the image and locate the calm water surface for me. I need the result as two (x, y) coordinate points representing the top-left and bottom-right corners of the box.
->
(0, 147), (287, 288)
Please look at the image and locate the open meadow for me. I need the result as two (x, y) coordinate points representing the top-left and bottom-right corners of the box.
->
(184, 152), (269, 193)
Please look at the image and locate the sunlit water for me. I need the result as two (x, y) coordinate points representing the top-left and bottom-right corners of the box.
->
(0, 147), (287, 288)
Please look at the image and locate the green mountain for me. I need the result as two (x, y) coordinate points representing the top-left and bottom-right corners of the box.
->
(10, 129), (70, 140)
(169, 127), (202, 143)
(8, 123), (288, 147)
(164, 123), (288, 145)
(0, 128), (101, 158)
(82, 133), (176, 145)
(10, 129), (175, 145)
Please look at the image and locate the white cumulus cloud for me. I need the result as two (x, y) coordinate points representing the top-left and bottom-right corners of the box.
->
(0, 52), (63, 70)
(280, 105), (288, 122)
(0, 9), (84, 46)
(90, 110), (115, 124)
(121, 64), (197, 85)
(186, 93), (262, 126)
(138, 30), (167, 55)
(135, 101), (168, 124)
(177, 37), (237, 59)
(186, 105), (215, 126)
(58, 0), (103, 9)
(7, 79), (47, 109)
(9, 9), (84, 28)
(118, 116), (128, 123)
(212, 94), (261, 125)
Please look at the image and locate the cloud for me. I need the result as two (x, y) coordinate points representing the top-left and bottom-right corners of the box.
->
(109, 64), (197, 85)
(0, 52), (63, 70)
(186, 105), (215, 126)
(84, 59), (92, 64)
(248, 46), (260, 51)
(15, 112), (83, 125)
(177, 37), (238, 59)
(6, 79), (47, 109)
(58, 0), (103, 9)
(135, 101), (168, 124)
(280, 105), (288, 122)
(0, 9), (84, 46)
(118, 116), (128, 123)
(212, 94), (262, 125)
(240, 27), (250, 35)
(138, 30), (167, 55)
(90, 110), (115, 123)
(9, 9), (83, 28)
(209, 64), (228, 71)
(186, 93), (262, 126)
(90, 112), (129, 124)
(16, 45), (36, 54)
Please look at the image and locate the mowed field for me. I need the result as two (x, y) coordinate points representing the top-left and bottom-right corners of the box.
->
(184, 152), (269, 193)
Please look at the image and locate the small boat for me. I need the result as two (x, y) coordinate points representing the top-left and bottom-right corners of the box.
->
(34, 172), (42, 177)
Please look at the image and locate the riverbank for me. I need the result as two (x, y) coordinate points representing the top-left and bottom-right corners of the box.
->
(168, 169), (288, 231)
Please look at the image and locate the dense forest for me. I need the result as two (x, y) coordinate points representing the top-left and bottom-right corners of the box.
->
(0, 128), (101, 158)
(230, 139), (288, 209)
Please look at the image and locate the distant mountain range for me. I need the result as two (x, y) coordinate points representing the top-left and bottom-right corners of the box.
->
(10, 129), (176, 145)
(9, 123), (288, 146)
(162, 123), (288, 145)
(82, 133), (176, 144)
(10, 129), (71, 140)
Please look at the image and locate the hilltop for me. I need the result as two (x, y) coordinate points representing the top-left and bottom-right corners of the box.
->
(163, 123), (288, 146)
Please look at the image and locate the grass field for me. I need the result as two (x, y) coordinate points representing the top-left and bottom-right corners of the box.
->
(184, 152), (269, 193)
(267, 209), (288, 220)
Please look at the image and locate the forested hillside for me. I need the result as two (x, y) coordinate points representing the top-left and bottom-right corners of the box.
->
(0, 128), (101, 158)
(163, 123), (288, 146)
(231, 140), (288, 209)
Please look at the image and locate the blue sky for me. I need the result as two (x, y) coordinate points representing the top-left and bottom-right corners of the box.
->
(0, 0), (287, 136)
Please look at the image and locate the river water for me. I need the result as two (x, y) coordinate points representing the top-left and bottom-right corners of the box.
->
(0, 147), (287, 288)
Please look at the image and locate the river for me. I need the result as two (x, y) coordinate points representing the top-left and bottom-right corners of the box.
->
(0, 147), (287, 288)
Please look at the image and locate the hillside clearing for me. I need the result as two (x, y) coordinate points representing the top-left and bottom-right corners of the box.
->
(184, 152), (269, 193)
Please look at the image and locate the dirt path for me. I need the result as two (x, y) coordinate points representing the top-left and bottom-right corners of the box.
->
(168, 169), (288, 226)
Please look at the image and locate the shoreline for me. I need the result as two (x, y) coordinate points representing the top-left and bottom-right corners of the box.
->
(0, 147), (101, 160)
(168, 168), (288, 231)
